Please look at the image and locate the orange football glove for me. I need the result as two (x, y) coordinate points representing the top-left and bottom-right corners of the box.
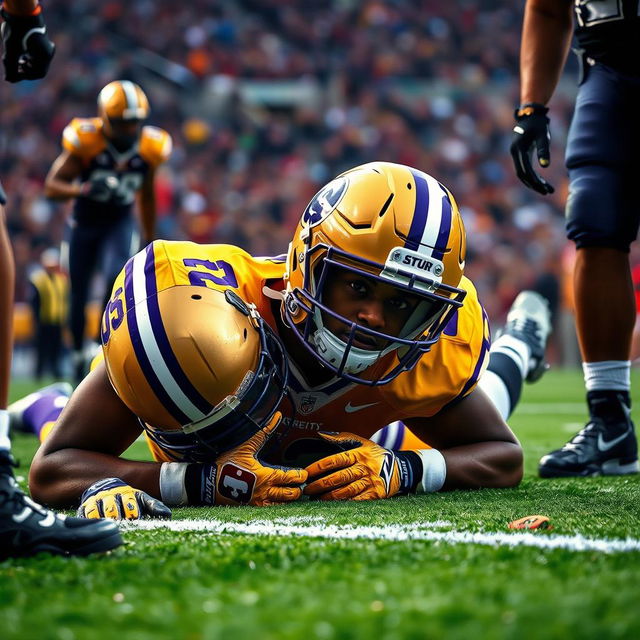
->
(303, 432), (412, 501)
(200, 412), (308, 506)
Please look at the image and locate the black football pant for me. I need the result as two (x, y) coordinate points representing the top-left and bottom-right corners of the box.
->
(34, 323), (63, 379)
(66, 217), (135, 351)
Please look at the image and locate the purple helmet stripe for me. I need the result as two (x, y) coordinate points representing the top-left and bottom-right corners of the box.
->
(392, 422), (405, 450)
(432, 185), (453, 261)
(405, 169), (429, 251)
(142, 247), (213, 416)
(124, 255), (191, 424)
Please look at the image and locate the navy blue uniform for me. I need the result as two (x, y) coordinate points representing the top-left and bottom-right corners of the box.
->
(566, 0), (640, 251)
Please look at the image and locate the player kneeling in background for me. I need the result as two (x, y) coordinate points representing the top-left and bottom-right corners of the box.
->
(22, 162), (551, 517)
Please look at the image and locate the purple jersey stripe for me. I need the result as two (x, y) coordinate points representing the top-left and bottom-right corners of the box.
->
(124, 253), (191, 424)
(406, 169), (429, 251)
(443, 311), (459, 337)
(432, 184), (452, 261)
(441, 305), (491, 410)
(142, 246), (213, 416)
(458, 334), (491, 400)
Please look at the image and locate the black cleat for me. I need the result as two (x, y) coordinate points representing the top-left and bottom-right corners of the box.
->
(539, 393), (638, 478)
(503, 291), (551, 383)
(0, 452), (123, 560)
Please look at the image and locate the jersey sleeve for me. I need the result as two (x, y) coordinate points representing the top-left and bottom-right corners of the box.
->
(61, 118), (106, 159)
(138, 126), (172, 168)
(384, 276), (491, 418)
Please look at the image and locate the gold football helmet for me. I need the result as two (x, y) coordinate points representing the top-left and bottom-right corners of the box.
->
(102, 285), (288, 462)
(283, 161), (467, 385)
(97, 80), (149, 151)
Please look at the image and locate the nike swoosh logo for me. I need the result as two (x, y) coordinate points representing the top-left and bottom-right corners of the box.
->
(598, 430), (631, 452)
(344, 402), (379, 413)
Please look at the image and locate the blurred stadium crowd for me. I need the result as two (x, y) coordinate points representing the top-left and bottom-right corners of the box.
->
(4, 0), (628, 372)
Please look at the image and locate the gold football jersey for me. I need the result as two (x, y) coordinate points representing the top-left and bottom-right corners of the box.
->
(102, 240), (489, 463)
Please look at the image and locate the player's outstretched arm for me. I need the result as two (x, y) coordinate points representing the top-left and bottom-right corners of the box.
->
(407, 387), (524, 490)
(43, 150), (85, 200)
(29, 363), (162, 508)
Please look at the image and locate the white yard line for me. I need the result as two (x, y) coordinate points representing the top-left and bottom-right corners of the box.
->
(121, 518), (640, 554)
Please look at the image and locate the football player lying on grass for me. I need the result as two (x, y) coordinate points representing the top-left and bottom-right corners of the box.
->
(24, 162), (551, 518)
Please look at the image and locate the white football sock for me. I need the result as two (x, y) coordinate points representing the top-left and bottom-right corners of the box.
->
(0, 409), (10, 451)
(583, 361), (631, 392)
(478, 370), (511, 422)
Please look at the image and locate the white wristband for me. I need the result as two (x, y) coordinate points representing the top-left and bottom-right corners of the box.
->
(415, 448), (446, 493)
(159, 462), (189, 505)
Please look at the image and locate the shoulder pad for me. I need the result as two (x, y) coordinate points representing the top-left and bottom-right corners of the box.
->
(62, 118), (106, 158)
(139, 126), (172, 167)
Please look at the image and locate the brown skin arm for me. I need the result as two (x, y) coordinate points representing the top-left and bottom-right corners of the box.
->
(29, 362), (164, 508)
(405, 387), (523, 490)
(519, 0), (574, 105)
(0, 206), (15, 408)
(136, 167), (157, 245)
(44, 150), (86, 200)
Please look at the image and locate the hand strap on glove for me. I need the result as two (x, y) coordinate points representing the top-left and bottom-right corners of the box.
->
(160, 461), (249, 506)
(515, 102), (548, 119)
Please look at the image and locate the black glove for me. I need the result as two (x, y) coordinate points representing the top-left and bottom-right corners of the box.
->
(80, 175), (121, 203)
(1, 6), (55, 83)
(510, 103), (554, 195)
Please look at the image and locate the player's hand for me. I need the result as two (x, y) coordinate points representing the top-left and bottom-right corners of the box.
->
(192, 412), (308, 506)
(80, 175), (121, 203)
(77, 477), (172, 520)
(1, 7), (55, 83)
(304, 432), (406, 501)
(510, 103), (555, 195)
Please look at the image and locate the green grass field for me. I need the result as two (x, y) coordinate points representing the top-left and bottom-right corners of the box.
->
(2, 369), (639, 640)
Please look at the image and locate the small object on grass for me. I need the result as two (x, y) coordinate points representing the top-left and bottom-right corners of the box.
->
(508, 515), (552, 530)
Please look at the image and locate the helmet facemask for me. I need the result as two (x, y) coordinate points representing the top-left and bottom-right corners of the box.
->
(284, 241), (466, 386)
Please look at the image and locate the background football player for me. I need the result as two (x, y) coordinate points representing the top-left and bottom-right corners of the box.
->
(44, 80), (172, 383)
(25, 162), (551, 517)
(1, 1), (122, 558)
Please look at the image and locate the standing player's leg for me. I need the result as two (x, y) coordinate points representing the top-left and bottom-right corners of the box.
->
(0, 197), (122, 559)
(0, 198), (15, 449)
(538, 66), (639, 477)
(67, 224), (101, 383)
(100, 216), (136, 315)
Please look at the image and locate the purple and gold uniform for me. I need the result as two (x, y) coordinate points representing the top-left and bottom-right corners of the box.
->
(101, 240), (490, 464)
(62, 117), (171, 225)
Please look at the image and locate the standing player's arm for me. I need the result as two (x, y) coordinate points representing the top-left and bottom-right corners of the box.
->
(3, 1), (38, 12)
(519, 0), (574, 105)
(29, 362), (162, 508)
(137, 167), (157, 246)
(406, 386), (523, 490)
(44, 150), (85, 200)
